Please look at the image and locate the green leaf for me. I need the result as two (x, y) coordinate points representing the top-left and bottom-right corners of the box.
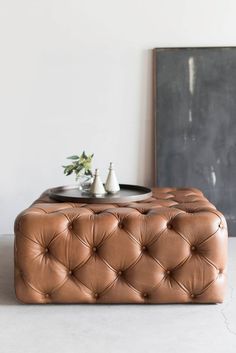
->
(81, 151), (87, 159)
(67, 155), (79, 160)
(65, 169), (73, 176)
(85, 170), (93, 176)
(63, 164), (75, 174)
(75, 166), (84, 174)
(63, 166), (70, 174)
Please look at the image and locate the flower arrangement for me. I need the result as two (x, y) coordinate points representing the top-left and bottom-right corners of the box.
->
(62, 151), (94, 181)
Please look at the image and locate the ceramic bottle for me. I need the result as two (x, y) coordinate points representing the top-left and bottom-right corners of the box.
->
(105, 162), (120, 194)
(90, 169), (106, 196)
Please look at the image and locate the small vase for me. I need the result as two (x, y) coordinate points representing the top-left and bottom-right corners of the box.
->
(77, 174), (93, 193)
(90, 169), (106, 196)
(105, 162), (120, 194)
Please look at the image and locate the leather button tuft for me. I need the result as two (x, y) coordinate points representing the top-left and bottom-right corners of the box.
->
(118, 270), (123, 276)
(190, 294), (195, 298)
(94, 293), (99, 299)
(68, 270), (72, 275)
(142, 245), (147, 251)
(45, 248), (49, 253)
(45, 293), (50, 298)
(142, 292), (148, 298)
(118, 222), (123, 229)
(68, 224), (73, 230)
(92, 246), (97, 252)
(219, 223), (224, 229)
(166, 270), (171, 275)
(191, 245), (196, 251)
(167, 224), (172, 229)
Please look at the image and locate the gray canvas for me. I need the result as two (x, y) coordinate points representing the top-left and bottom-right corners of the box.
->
(154, 47), (236, 236)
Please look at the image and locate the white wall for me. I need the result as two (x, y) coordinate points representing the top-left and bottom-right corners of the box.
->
(0, 0), (235, 234)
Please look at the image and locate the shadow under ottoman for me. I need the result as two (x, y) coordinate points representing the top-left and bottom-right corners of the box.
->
(14, 187), (228, 304)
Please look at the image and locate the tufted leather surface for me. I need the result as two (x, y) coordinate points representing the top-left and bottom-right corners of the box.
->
(14, 187), (228, 304)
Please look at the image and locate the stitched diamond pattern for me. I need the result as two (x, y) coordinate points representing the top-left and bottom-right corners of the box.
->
(14, 187), (228, 304)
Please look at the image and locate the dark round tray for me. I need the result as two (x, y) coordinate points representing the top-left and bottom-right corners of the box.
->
(48, 184), (152, 204)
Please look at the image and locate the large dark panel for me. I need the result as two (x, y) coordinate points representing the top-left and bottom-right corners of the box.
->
(154, 47), (236, 236)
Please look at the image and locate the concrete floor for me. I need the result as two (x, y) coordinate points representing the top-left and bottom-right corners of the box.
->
(0, 235), (236, 353)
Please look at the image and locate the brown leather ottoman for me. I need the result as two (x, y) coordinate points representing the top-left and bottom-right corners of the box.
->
(14, 187), (227, 304)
